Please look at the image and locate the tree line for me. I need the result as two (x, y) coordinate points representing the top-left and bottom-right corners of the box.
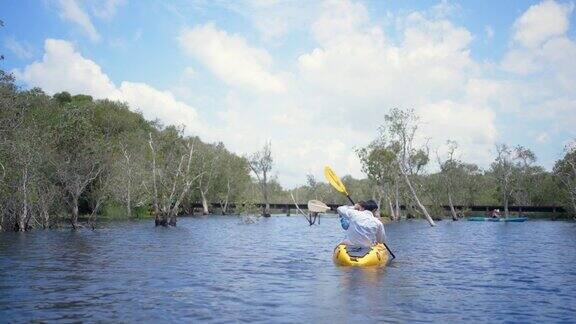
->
(291, 108), (576, 224)
(0, 70), (259, 231)
(1, 69), (574, 232)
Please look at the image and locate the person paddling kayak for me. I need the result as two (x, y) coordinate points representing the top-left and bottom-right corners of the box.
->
(337, 200), (386, 248)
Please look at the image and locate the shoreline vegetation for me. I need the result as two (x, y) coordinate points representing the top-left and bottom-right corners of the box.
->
(1, 69), (575, 231)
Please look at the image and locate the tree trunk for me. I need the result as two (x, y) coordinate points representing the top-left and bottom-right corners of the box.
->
(37, 189), (51, 229)
(43, 210), (50, 229)
(201, 191), (210, 215)
(262, 183), (271, 217)
(373, 186), (383, 215)
(126, 179), (132, 218)
(123, 147), (133, 218)
(503, 179), (510, 218)
(88, 199), (103, 230)
(71, 195), (79, 229)
(148, 134), (161, 225)
(264, 202), (271, 217)
(220, 201), (228, 215)
(400, 163), (435, 226)
(220, 182), (230, 215)
(161, 141), (197, 226)
(448, 191), (458, 220)
(17, 165), (29, 232)
(221, 179), (230, 215)
(394, 177), (401, 220)
(387, 196), (395, 220)
(571, 195), (576, 220)
(126, 195), (132, 218)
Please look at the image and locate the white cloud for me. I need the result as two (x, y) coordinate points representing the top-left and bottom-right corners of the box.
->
(503, 1), (576, 76)
(499, 1), (576, 138)
(14, 39), (118, 97)
(501, 49), (540, 74)
(512, 0), (573, 48)
(183, 66), (196, 79)
(14, 39), (203, 134)
(296, 1), (481, 136)
(311, 0), (371, 46)
(430, 0), (460, 19)
(4, 37), (34, 59)
(90, 0), (126, 20)
(298, 3), (476, 105)
(208, 0), (319, 42)
(253, 16), (289, 41)
(178, 23), (286, 93)
(419, 101), (497, 164)
(119, 82), (200, 132)
(485, 25), (494, 41)
(536, 132), (550, 143)
(57, 0), (101, 42)
(182, 0), (502, 186)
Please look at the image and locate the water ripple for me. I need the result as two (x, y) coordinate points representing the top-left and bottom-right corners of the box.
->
(0, 217), (575, 322)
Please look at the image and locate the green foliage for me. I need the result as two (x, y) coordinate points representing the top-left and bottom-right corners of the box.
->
(236, 197), (261, 217)
(0, 68), (573, 229)
(553, 144), (576, 214)
(100, 202), (128, 219)
(0, 69), (256, 230)
(53, 91), (72, 104)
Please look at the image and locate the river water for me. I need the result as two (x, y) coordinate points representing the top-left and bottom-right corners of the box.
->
(1, 216), (575, 323)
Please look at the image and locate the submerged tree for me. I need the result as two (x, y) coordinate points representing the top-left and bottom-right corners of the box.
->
(108, 134), (150, 218)
(248, 141), (273, 216)
(491, 144), (514, 217)
(382, 108), (435, 226)
(148, 128), (202, 226)
(51, 99), (110, 229)
(194, 141), (219, 215)
(437, 140), (463, 220)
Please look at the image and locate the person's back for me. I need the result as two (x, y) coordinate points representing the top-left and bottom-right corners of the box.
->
(337, 200), (385, 247)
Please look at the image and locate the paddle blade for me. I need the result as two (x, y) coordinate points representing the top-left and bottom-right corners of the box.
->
(324, 166), (348, 195)
(308, 200), (331, 213)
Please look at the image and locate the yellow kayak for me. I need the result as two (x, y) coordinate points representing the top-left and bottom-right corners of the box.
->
(333, 243), (389, 267)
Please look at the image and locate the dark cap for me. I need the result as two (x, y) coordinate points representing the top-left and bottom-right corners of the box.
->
(361, 200), (378, 211)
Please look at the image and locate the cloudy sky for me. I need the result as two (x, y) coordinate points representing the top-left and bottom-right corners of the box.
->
(1, 0), (575, 187)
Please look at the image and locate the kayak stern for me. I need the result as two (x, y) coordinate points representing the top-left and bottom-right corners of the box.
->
(333, 244), (389, 267)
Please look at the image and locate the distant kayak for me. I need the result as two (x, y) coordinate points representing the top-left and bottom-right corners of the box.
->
(468, 217), (528, 222)
(333, 244), (389, 267)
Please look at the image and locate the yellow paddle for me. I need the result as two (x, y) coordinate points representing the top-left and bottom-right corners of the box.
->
(324, 166), (355, 205)
(324, 165), (396, 259)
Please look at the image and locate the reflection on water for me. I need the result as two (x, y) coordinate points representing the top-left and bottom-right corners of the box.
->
(1, 217), (575, 322)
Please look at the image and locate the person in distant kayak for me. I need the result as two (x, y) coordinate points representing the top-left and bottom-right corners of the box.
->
(337, 200), (385, 248)
(490, 209), (501, 218)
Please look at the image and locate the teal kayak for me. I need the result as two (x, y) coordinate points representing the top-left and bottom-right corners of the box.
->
(468, 217), (528, 222)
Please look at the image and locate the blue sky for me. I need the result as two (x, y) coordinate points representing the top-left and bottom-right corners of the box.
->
(1, 0), (575, 187)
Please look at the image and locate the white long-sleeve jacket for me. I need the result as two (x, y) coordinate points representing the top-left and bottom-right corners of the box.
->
(337, 205), (385, 247)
